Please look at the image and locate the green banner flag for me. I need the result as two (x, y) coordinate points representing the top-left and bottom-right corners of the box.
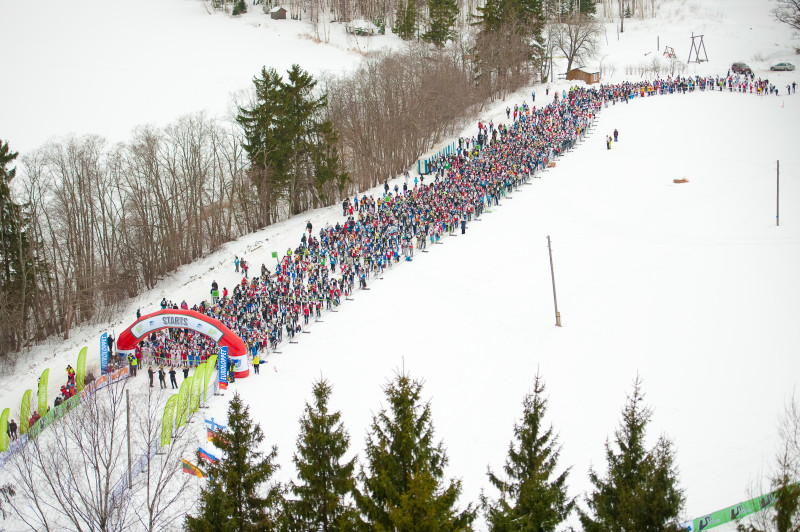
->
(692, 489), (782, 531)
(271, 251), (278, 259)
(0, 408), (9, 452)
(76, 346), (87, 392)
(176, 378), (191, 428)
(38, 368), (49, 417)
(161, 395), (178, 447)
(204, 355), (218, 403)
(190, 363), (205, 413)
(20, 389), (31, 435)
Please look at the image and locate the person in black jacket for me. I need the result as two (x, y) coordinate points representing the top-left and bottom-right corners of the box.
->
(169, 367), (178, 388)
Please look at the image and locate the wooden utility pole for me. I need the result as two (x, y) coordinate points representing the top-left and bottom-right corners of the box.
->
(126, 389), (132, 488)
(547, 236), (562, 327)
(777, 160), (780, 226)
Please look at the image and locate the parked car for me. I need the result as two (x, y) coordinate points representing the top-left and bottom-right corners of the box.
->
(770, 62), (795, 71)
(731, 62), (752, 75)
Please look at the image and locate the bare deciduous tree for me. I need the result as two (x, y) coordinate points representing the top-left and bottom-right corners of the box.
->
(774, 0), (800, 33)
(130, 386), (194, 532)
(8, 381), (192, 532)
(736, 395), (800, 532)
(553, 14), (602, 72)
(326, 45), (477, 193)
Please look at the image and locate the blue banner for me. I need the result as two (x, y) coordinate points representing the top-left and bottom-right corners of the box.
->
(218, 346), (228, 389)
(100, 332), (108, 375)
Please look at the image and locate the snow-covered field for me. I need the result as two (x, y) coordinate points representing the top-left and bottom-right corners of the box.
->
(0, 0), (400, 156)
(2, 0), (800, 529)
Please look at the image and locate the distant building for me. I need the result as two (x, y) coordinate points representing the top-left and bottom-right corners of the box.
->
(566, 68), (600, 85)
(270, 6), (287, 19)
(345, 19), (380, 35)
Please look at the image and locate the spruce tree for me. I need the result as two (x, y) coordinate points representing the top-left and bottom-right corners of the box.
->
(580, 376), (685, 532)
(423, 0), (459, 47)
(232, 0), (247, 15)
(281, 64), (344, 215)
(0, 139), (38, 353)
(186, 392), (284, 532)
(237, 67), (288, 226)
(394, 0), (418, 40)
(237, 65), (346, 218)
(481, 373), (574, 531)
(356, 370), (476, 531)
(287, 379), (358, 531)
(578, 0), (596, 15)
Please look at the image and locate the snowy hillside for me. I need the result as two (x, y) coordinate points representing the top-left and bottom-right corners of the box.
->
(1, 0), (800, 530)
(0, 0), (401, 156)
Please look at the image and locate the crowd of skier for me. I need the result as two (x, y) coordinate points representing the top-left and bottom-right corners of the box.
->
(6, 71), (795, 455)
(130, 73), (793, 373)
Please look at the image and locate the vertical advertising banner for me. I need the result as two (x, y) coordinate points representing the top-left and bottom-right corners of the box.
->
(161, 395), (178, 447)
(38, 368), (49, 417)
(218, 347), (228, 390)
(176, 378), (191, 428)
(0, 408), (9, 452)
(76, 346), (87, 392)
(20, 389), (31, 434)
(204, 355), (218, 402)
(100, 332), (109, 375)
(190, 363), (205, 413)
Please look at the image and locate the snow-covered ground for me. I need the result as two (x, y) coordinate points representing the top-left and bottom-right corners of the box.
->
(2, 0), (800, 529)
(0, 0), (401, 156)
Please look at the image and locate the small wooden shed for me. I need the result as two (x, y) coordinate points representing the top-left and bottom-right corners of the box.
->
(566, 68), (601, 85)
(270, 6), (287, 19)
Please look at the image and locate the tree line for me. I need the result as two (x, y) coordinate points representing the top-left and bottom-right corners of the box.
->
(186, 372), (688, 531)
(1, 369), (798, 530)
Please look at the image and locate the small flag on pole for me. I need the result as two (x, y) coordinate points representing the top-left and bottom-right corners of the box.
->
(182, 458), (205, 478)
(204, 417), (226, 431)
(198, 446), (218, 463)
(271, 251), (278, 259)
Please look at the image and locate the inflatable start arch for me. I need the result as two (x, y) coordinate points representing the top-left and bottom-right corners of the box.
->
(117, 310), (249, 378)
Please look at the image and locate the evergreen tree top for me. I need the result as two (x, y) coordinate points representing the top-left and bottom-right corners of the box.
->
(483, 372), (574, 532)
(581, 375), (685, 532)
(186, 392), (284, 532)
(290, 378), (358, 532)
(0, 140), (18, 184)
(358, 370), (476, 530)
